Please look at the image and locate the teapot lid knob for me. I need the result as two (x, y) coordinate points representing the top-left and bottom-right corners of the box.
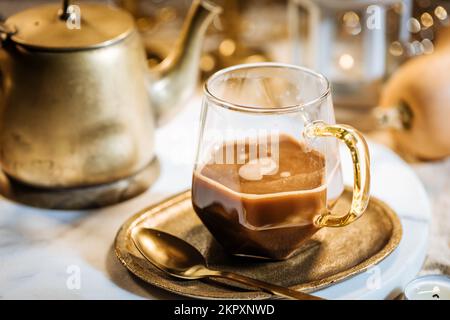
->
(59, 0), (71, 20)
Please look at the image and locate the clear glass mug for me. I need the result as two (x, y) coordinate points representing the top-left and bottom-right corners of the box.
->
(192, 63), (370, 260)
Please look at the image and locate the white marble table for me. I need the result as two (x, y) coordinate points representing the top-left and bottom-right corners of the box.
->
(0, 95), (436, 300)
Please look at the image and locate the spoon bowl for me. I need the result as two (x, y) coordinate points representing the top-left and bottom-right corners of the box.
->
(132, 227), (209, 279)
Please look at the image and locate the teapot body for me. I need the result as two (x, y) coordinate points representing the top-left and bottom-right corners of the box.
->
(0, 0), (221, 189)
(0, 31), (156, 188)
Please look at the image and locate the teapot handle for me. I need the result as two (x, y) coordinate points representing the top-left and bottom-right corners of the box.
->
(0, 67), (3, 97)
(0, 23), (7, 95)
(0, 65), (3, 96)
(0, 22), (15, 95)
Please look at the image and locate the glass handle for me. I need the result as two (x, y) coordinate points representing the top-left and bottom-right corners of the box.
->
(304, 120), (370, 227)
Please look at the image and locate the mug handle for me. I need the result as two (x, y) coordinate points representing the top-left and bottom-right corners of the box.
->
(304, 120), (370, 228)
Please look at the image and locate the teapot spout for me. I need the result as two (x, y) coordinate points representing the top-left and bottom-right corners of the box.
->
(149, 0), (221, 125)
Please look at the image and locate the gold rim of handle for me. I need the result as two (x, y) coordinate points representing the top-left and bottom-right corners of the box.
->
(304, 120), (371, 228)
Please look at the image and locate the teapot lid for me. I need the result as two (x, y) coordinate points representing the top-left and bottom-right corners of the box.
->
(5, 3), (135, 50)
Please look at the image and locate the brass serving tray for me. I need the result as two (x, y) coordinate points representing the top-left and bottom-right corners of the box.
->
(115, 189), (402, 299)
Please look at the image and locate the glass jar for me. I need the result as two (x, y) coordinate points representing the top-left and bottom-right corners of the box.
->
(288, 0), (412, 129)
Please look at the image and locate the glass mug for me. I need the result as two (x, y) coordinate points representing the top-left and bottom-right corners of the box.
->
(192, 63), (370, 260)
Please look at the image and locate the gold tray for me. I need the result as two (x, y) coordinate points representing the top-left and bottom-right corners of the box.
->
(115, 189), (402, 299)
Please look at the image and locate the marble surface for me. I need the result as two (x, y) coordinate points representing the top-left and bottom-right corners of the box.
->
(0, 95), (437, 299)
(413, 159), (450, 276)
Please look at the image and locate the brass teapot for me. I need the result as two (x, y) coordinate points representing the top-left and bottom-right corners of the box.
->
(0, 0), (221, 188)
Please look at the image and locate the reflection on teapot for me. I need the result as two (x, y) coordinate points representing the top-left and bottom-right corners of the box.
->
(0, 0), (221, 189)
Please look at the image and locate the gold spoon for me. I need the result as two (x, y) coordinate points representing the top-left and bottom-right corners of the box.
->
(131, 227), (323, 300)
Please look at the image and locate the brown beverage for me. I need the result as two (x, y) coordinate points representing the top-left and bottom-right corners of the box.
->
(192, 134), (333, 260)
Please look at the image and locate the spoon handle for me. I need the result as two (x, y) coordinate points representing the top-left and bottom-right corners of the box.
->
(211, 271), (324, 300)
